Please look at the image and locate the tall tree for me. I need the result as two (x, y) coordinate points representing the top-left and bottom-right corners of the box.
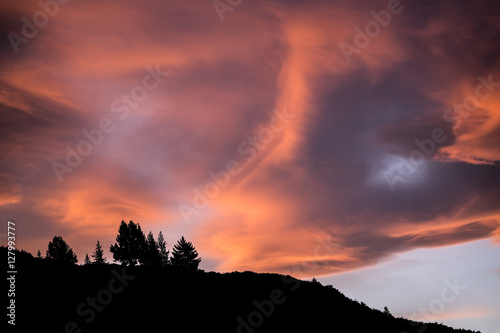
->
(84, 253), (91, 265)
(46, 236), (78, 264)
(91, 240), (106, 264)
(157, 231), (170, 267)
(110, 220), (146, 266)
(142, 231), (162, 267)
(170, 236), (201, 271)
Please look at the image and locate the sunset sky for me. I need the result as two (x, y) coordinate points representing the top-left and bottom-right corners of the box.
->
(1, 0), (499, 332)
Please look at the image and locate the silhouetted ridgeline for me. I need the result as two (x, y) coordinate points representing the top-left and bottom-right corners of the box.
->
(2, 247), (480, 333)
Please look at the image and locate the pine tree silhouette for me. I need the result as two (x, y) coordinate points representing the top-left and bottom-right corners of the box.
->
(84, 253), (91, 265)
(36, 250), (42, 259)
(46, 236), (77, 264)
(142, 231), (162, 267)
(91, 240), (106, 264)
(170, 236), (201, 271)
(110, 220), (146, 266)
(157, 231), (170, 267)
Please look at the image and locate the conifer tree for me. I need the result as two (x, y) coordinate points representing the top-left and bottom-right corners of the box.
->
(157, 231), (170, 267)
(46, 236), (78, 264)
(170, 236), (201, 271)
(84, 253), (91, 265)
(142, 231), (162, 267)
(91, 240), (106, 264)
(110, 220), (146, 266)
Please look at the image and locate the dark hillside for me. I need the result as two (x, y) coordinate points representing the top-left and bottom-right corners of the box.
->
(3, 247), (479, 333)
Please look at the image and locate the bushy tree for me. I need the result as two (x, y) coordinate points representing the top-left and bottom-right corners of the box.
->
(84, 253), (91, 265)
(170, 236), (201, 271)
(110, 220), (146, 266)
(157, 231), (170, 267)
(91, 240), (106, 264)
(46, 236), (78, 264)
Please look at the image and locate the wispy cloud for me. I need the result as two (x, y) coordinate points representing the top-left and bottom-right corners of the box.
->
(0, 0), (499, 279)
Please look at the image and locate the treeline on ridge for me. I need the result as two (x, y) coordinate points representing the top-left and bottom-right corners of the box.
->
(35, 220), (201, 270)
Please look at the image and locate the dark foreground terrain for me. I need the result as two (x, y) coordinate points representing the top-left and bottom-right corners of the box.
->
(4, 248), (479, 333)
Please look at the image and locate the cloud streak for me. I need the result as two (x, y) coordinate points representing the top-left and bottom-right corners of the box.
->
(0, 0), (499, 283)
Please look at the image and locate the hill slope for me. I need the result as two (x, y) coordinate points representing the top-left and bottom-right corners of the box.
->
(4, 247), (479, 333)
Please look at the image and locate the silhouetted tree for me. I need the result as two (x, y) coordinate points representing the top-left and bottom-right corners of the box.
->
(170, 236), (201, 270)
(157, 231), (170, 267)
(110, 220), (146, 266)
(46, 236), (78, 264)
(91, 240), (106, 264)
(141, 231), (162, 267)
(36, 250), (42, 259)
(84, 253), (91, 265)
(384, 306), (392, 317)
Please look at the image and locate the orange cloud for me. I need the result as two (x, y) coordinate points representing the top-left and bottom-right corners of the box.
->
(1, 0), (499, 280)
